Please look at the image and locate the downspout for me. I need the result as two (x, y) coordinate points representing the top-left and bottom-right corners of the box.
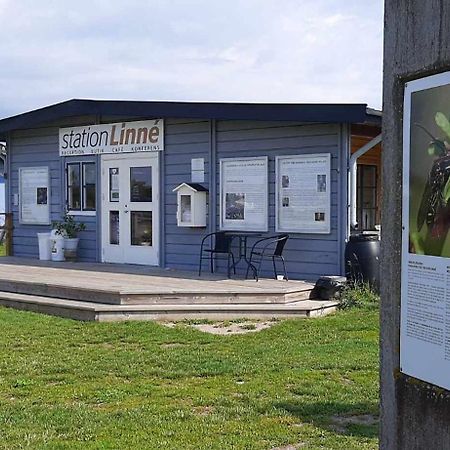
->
(349, 134), (382, 229)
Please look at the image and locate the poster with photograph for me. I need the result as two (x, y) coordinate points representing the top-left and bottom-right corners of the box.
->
(220, 157), (268, 231)
(401, 71), (450, 390)
(275, 154), (331, 233)
(19, 167), (51, 225)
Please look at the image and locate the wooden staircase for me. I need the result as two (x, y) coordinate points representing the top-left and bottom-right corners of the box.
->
(0, 259), (339, 321)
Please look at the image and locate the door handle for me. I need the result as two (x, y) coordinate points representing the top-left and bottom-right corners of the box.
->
(124, 210), (129, 214)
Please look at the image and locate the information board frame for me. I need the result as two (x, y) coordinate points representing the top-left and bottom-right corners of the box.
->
(19, 166), (51, 225)
(275, 153), (331, 234)
(219, 156), (269, 232)
(401, 71), (450, 390)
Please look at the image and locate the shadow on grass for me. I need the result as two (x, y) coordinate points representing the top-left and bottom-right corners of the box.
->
(275, 400), (379, 438)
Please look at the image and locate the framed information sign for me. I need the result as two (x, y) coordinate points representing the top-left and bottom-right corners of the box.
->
(19, 166), (51, 225)
(220, 157), (268, 231)
(275, 154), (331, 234)
(401, 71), (450, 390)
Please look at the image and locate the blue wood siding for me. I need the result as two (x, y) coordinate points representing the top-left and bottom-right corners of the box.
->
(163, 119), (210, 270)
(214, 120), (343, 280)
(7, 117), (347, 280)
(9, 126), (98, 261)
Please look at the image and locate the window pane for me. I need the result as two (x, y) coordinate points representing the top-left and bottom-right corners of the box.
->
(84, 185), (96, 210)
(130, 167), (152, 202)
(131, 211), (152, 246)
(81, 163), (96, 211)
(110, 211), (119, 245)
(67, 164), (81, 210)
(180, 195), (192, 223)
(83, 163), (96, 184)
(363, 166), (377, 187)
(110, 168), (120, 202)
(68, 164), (80, 186)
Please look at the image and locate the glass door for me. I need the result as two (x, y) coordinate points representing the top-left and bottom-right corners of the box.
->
(101, 153), (159, 265)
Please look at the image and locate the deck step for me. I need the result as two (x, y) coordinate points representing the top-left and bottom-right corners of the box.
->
(0, 291), (338, 322)
(0, 278), (314, 305)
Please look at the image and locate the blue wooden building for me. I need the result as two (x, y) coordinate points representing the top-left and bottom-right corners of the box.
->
(0, 175), (4, 217)
(0, 147), (5, 219)
(0, 100), (381, 280)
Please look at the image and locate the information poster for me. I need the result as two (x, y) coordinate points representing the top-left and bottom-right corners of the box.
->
(276, 154), (331, 233)
(220, 157), (268, 231)
(401, 71), (450, 390)
(19, 167), (51, 225)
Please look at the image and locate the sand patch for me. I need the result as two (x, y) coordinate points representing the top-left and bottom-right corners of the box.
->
(329, 414), (378, 433)
(192, 321), (275, 335)
(161, 320), (277, 334)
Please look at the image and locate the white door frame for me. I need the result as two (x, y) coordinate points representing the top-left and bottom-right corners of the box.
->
(101, 153), (160, 265)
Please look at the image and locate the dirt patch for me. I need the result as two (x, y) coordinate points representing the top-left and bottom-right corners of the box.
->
(161, 319), (279, 334)
(271, 443), (304, 450)
(160, 342), (186, 349)
(192, 405), (215, 416)
(192, 321), (275, 335)
(329, 414), (378, 433)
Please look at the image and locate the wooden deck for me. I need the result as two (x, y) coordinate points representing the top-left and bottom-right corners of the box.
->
(0, 257), (338, 321)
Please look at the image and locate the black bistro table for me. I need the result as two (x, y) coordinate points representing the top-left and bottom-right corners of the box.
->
(223, 231), (262, 278)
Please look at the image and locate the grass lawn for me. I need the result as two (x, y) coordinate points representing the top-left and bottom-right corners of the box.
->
(0, 243), (5, 256)
(0, 306), (379, 449)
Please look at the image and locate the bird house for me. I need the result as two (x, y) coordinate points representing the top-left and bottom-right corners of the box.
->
(172, 183), (208, 227)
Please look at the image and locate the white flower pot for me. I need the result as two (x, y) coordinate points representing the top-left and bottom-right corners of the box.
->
(64, 237), (80, 261)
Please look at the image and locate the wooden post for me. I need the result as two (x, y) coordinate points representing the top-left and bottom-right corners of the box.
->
(5, 213), (13, 256)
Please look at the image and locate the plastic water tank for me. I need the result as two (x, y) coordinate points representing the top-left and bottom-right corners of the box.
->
(37, 233), (52, 261)
(50, 231), (65, 262)
(345, 234), (380, 291)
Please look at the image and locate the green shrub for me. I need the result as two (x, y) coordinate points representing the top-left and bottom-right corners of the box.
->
(339, 282), (379, 310)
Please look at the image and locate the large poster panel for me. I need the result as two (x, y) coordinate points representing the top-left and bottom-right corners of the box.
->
(19, 167), (51, 225)
(220, 157), (268, 231)
(276, 154), (331, 234)
(401, 71), (450, 390)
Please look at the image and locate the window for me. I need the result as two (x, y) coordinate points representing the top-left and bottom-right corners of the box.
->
(356, 164), (378, 230)
(66, 162), (96, 212)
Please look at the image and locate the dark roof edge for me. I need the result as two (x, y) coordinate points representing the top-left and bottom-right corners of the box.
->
(0, 99), (381, 138)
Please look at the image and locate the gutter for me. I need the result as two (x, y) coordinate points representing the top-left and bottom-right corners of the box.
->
(349, 134), (382, 229)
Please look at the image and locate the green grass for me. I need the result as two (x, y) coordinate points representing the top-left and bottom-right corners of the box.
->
(0, 243), (5, 256)
(0, 306), (379, 449)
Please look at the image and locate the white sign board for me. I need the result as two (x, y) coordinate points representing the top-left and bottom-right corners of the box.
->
(59, 119), (164, 156)
(401, 71), (450, 390)
(220, 157), (268, 231)
(191, 158), (205, 183)
(275, 154), (331, 233)
(19, 167), (51, 225)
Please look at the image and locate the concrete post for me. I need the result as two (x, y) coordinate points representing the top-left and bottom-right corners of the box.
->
(382, 1), (450, 448)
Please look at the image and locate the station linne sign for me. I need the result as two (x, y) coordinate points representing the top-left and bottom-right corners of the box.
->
(59, 119), (164, 156)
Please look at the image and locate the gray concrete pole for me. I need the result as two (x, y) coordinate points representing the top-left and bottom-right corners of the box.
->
(382, 1), (450, 448)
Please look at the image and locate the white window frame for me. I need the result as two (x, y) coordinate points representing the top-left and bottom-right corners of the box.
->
(65, 161), (97, 216)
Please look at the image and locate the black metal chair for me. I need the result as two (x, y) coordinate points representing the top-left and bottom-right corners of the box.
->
(198, 232), (236, 278)
(245, 234), (289, 281)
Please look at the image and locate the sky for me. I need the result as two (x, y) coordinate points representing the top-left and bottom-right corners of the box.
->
(0, 0), (383, 118)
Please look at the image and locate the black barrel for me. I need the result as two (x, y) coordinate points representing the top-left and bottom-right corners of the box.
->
(345, 234), (380, 291)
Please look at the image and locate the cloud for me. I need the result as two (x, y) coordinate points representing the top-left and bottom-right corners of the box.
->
(0, 0), (383, 117)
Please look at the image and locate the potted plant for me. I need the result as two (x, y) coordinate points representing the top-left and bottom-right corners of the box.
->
(52, 212), (86, 261)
